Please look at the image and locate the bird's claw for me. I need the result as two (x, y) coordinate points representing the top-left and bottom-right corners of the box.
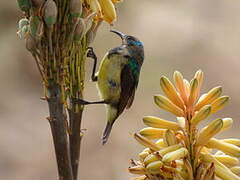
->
(72, 98), (90, 105)
(87, 47), (97, 59)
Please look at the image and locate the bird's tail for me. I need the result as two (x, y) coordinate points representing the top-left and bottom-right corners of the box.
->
(102, 121), (113, 145)
(102, 105), (118, 145)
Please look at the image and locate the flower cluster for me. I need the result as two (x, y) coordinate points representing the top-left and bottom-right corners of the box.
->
(129, 70), (240, 180)
(16, 0), (123, 100)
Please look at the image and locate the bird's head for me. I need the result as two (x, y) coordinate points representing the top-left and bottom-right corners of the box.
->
(110, 30), (143, 48)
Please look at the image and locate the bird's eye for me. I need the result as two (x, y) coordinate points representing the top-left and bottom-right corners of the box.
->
(127, 36), (135, 41)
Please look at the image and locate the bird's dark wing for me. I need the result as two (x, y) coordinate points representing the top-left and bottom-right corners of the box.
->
(126, 90), (135, 109)
(118, 64), (137, 115)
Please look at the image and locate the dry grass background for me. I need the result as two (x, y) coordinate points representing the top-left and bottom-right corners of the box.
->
(0, 0), (240, 179)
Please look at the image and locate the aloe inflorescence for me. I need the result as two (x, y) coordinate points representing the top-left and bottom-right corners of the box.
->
(16, 0), (120, 97)
(129, 70), (240, 180)
(16, 0), (123, 179)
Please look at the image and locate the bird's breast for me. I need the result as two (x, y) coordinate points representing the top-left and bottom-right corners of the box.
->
(97, 54), (127, 102)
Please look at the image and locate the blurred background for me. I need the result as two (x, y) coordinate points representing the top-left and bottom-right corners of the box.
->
(1, 0), (240, 179)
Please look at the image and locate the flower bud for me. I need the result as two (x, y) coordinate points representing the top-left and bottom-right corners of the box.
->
(128, 165), (146, 175)
(222, 138), (240, 146)
(98, 0), (116, 24)
(196, 119), (223, 146)
(154, 95), (184, 117)
(206, 138), (240, 157)
(146, 161), (163, 174)
(160, 76), (185, 109)
(158, 144), (182, 157)
(87, 0), (102, 15)
(191, 105), (211, 125)
(144, 153), (161, 165)
(43, 0), (57, 27)
(138, 151), (149, 161)
(162, 147), (188, 163)
(139, 127), (166, 140)
(188, 78), (199, 107)
(221, 118), (233, 132)
(173, 71), (188, 104)
(195, 86), (222, 110)
(70, 0), (82, 19)
(134, 133), (160, 151)
(18, 18), (29, 29)
(29, 15), (44, 39)
(17, 0), (31, 12)
(143, 116), (180, 130)
(17, 24), (29, 39)
(211, 96), (229, 114)
(214, 155), (239, 167)
(194, 70), (204, 90)
(163, 130), (177, 146)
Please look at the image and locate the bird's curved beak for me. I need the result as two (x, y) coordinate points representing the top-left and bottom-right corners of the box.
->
(110, 30), (126, 41)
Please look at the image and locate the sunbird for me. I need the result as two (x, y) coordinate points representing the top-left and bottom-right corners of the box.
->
(76, 30), (144, 144)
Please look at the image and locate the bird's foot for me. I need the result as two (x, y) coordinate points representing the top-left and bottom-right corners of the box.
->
(87, 47), (98, 82)
(72, 98), (91, 105)
(87, 47), (97, 60)
(72, 98), (108, 105)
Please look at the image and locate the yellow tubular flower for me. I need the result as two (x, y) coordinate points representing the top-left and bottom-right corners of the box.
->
(144, 153), (161, 165)
(98, 0), (116, 24)
(162, 147), (188, 163)
(160, 76), (185, 109)
(222, 138), (240, 146)
(173, 71), (188, 104)
(191, 105), (211, 125)
(146, 161), (163, 174)
(143, 116), (181, 130)
(195, 86), (222, 110)
(155, 139), (166, 148)
(128, 165), (146, 175)
(196, 119), (223, 146)
(188, 78), (199, 107)
(221, 118), (233, 132)
(214, 155), (239, 167)
(163, 129), (177, 146)
(154, 95), (184, 117)
(211, 96), (230, 114)
(87, 0), (102, 15)
(139, 127), (166, 139)
(206, 138), (240, 157)
(158, 144), (182, 156)
(138, 151), (149, 161)
(134, 133), (160, 151)
(194, 70), (204, 90)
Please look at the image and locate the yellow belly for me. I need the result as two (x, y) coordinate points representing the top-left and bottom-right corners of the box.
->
(97, 54), (127, 103)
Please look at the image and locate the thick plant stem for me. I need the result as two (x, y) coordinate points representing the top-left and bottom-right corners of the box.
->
(47, 81), (74, 180)
(68, 43), (87, 180)
(69, 101), (84, 180)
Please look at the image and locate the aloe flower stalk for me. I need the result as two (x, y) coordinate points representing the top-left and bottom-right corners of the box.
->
(16, 0), (123, 179)
(129, 70), (240, 180)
